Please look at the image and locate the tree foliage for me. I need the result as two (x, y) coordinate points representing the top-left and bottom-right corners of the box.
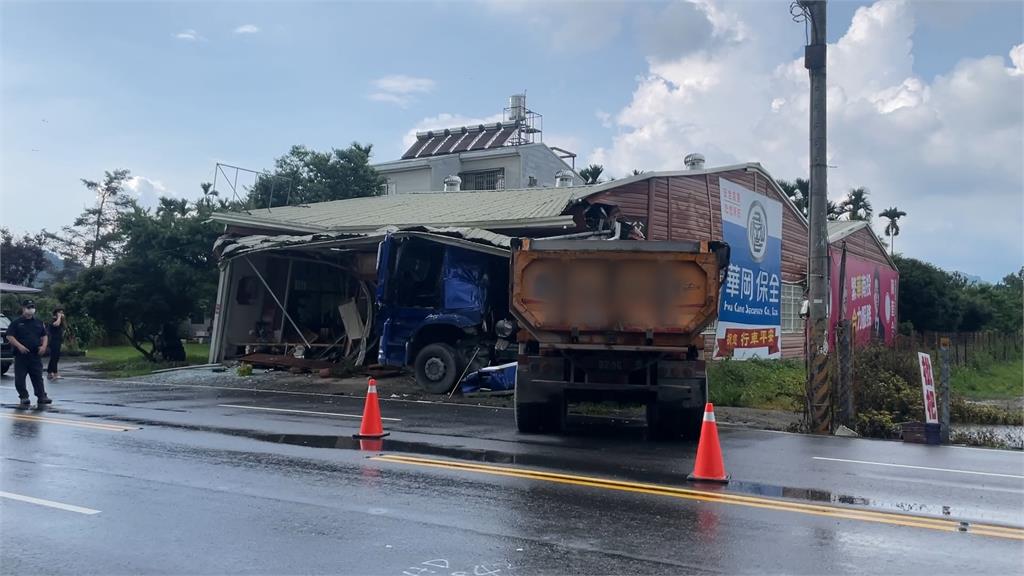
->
(894, 255), (1022, 334)
(56, 185), (222, 361)
(777, 178), (846, 221)
(579, 164), (605, 185)
(879, 206), (907, 255)
(0, 228), (50, 285)
(840, 187), (873, 221)
(247, 143), (384, 208)
(47, 169), (135, 267)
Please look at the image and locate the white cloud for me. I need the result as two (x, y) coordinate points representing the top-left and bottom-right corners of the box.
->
(233, 24), (260, 35)
(174, 29), (202, 41)
(124, 176), (173, 209)
(402, 112), (503, 150)
(369, 74), (437, 107)
(591, 0), (1023, 280)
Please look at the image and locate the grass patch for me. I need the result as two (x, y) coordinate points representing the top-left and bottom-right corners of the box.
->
(951, 359), (1024, 400)
(84, 343), (210, 378)
(708, 359), (804, 411)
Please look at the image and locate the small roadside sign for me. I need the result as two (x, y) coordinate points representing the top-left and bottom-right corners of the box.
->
(917, 352), (939, 424)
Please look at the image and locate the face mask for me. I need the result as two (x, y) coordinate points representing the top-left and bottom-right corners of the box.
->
(25, 308), (36, 316)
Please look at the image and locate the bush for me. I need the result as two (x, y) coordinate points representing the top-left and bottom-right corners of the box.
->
(708, 359), (804, 411)
(851, 345), (925, 438)
(951, 396), (1023, 425)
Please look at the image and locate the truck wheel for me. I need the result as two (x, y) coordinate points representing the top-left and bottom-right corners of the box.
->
(646, 402), (684, 441)
(414, 343), (460, 394)
(0, 362), (9, 376)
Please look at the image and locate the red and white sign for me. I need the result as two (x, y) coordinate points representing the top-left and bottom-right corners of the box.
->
(917, 352), (939, 424)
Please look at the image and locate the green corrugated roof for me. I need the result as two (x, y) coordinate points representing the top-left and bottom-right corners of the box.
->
(213, 187), (600, 233)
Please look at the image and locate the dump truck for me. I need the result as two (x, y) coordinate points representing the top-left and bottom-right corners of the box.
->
(510, 238), (730, 439)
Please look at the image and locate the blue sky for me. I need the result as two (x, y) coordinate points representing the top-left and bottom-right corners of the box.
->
(2, 0), (1022, 281)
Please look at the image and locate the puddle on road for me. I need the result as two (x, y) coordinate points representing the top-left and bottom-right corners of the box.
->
(52, 410), (1001, 525)
(246, 431), (979, 523)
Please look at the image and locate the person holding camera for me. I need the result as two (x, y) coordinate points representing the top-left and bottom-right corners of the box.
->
(48, 307), (66, 380)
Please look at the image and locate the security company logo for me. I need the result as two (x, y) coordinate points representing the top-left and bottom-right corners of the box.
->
(747, 200), (768, 263)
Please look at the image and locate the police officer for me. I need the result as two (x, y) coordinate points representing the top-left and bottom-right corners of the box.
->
(5, 299), (51, 407)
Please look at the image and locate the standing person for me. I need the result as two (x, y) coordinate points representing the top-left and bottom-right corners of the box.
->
(47, 307), (65, 380)
(5, 300), (51, 407)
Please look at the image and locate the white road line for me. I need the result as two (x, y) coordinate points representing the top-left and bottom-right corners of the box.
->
(813, 457), (1024, 479)
(0, 491), (101, 515)
(218, 404), (402, 422)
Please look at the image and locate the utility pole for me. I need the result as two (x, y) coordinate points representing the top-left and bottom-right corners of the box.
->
(799, 0), (832, 433)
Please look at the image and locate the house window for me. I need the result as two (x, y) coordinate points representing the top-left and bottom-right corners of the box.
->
(528, 175), (538, 187)
(459, 168), (505, 191)
(380, 180), (397, 195)
(704, 282), (804, 335)
(781, 283), (804, 333)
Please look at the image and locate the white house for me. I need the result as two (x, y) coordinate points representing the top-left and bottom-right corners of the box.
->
(373, 95), (583, 193)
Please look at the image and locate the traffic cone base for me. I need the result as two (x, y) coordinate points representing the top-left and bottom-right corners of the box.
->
(353, 378), (390, 439)
(687, 403), (729, 483)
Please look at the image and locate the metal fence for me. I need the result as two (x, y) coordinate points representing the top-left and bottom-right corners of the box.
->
(894, 330), (1023, 366)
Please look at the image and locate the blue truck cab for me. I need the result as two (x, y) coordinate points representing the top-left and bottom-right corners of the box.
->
(376, 234), (516, 393)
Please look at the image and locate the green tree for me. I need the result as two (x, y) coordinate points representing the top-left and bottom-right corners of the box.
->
(840, 187), (873, 221)
(891, 255), (962, 332)
(879, 207), (907, 255)
(0, 228), (50, 285)
(826, 200), (845, 221)
(777, 178), (809, 218)
(248, 143), (384, 208)
(57, 185), (222, 361)
(579, 164), (605, 185)
(47, 169), (134, 267)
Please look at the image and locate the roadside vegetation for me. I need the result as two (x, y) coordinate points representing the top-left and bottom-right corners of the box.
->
(951, 357), (1023, 400)
(84, 343), (210, 378)
(708, 359), (804, 411)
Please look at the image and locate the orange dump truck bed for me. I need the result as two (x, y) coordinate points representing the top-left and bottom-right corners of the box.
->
(509, 238), (730, 439)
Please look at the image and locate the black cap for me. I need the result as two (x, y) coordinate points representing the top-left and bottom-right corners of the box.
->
(21, 299), (35, 308)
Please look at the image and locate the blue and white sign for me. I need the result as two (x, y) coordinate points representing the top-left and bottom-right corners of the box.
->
(713, 179), (783, 360)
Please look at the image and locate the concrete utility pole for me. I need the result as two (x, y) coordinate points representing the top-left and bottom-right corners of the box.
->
(800, 0), (832, 433)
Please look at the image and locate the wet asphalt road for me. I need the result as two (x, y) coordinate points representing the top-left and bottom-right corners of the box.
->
(1, 372), (1022, 575)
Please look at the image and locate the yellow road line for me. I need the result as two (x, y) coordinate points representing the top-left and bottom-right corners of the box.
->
(1, 413), (137, 432)
(372, 454), (1024, 541)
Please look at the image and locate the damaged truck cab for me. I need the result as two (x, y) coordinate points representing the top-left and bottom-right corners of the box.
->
(376, 234), (517, 393)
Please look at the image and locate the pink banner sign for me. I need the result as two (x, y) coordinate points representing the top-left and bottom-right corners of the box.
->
(830, 251), (899, 347)
(918, 352), (939, 424)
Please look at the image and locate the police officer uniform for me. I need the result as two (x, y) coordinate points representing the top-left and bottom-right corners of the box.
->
(6, 300), (51, 406)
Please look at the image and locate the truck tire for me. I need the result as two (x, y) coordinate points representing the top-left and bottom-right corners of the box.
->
(414, 343), (461, 394)
(0, 362), (9, 376)
(647, 402), (685, 441)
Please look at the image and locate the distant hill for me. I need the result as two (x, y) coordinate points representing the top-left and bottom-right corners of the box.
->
(33, 251), (71, 287)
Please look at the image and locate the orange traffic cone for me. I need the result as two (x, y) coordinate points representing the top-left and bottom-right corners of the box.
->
(353, 378), (389, 439)
(687, 403), (729, 483)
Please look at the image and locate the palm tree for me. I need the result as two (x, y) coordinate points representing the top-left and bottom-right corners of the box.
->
(579, 164), (604, 185)
(826, 200), (844, 221)
(879, 206), (907, 255)
(841, 187), (873, 221)
(778, 178), (810, 218)
(632, 169), (645, 176)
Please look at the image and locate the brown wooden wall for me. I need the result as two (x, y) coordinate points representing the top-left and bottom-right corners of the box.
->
(593, 168), (810, 283)
(832, 226), (892, 268)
